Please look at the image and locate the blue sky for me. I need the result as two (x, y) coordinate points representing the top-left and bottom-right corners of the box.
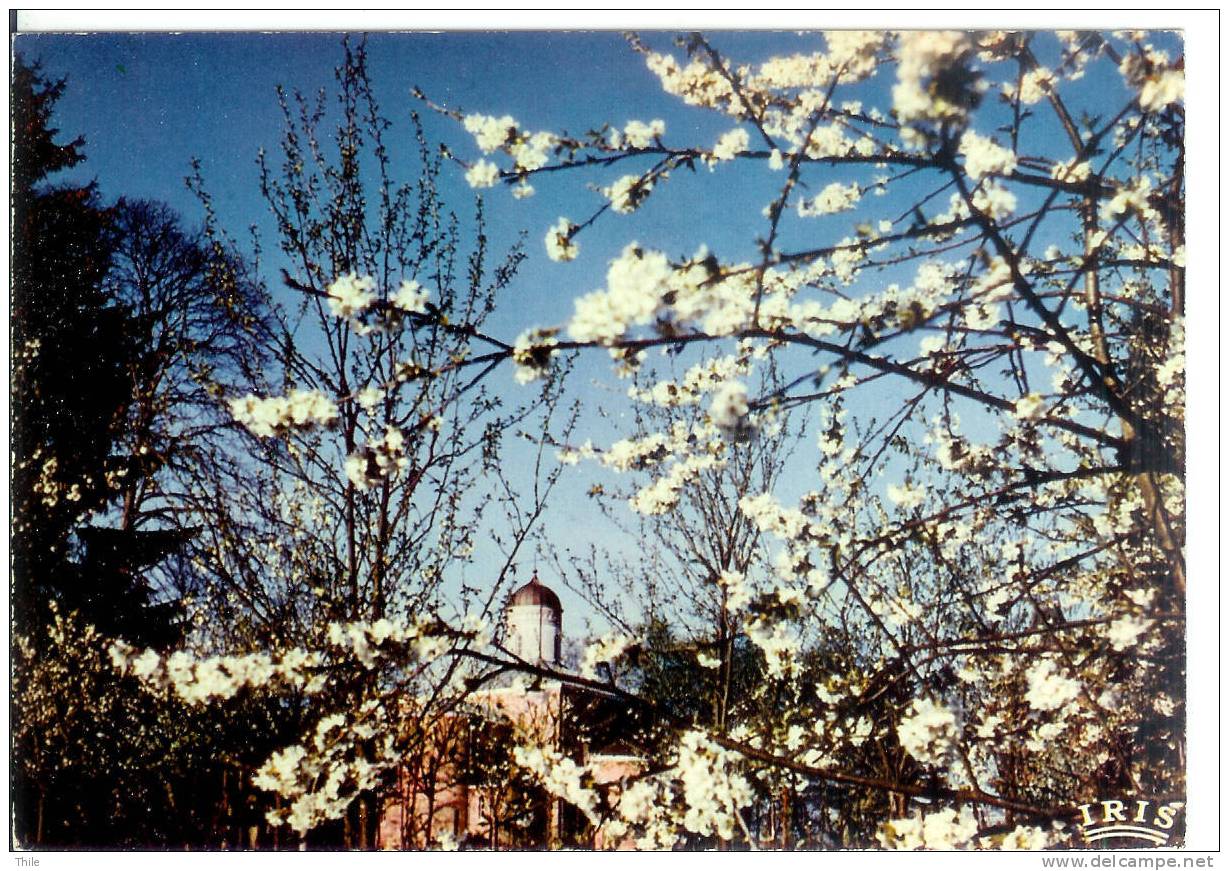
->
(16, 30), (741, 630)
(17, 29), (1164, 344)
(12, 29), (1184, 636)
(17, 31), (817, 390)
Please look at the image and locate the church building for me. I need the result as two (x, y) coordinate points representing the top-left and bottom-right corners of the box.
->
(378, 575), (643, 850)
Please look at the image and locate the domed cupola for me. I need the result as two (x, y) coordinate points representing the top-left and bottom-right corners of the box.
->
(505, 574), (562, 664)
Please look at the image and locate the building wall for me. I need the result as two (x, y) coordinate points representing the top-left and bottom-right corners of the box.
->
(378, 685), (562, 850)
(377, 683), (642, 850)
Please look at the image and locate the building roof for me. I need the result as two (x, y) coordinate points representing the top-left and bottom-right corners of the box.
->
(508, 574), (562, 612)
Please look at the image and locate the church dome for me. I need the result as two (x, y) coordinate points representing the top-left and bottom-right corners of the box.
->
(508, 574), (562, 612)
(505, 574), (563, 665)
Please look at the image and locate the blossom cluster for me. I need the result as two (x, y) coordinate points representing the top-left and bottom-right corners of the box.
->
(544, 217), (580, 262)
(897, 698), (962, 767)
(108, 615), (468, 705)
(109, 642), (326, 703)
(345, 426), (409, 490)
(326, 272), (376, 318)
(958, 130), (1017, 180)
(892, 31), (978, 127)
(1023, 658), (1082, 713)
(254, 701), (396, 835)
(744, 616), (803, 679)
(709, 128), (749, 165)
(461, 112), (559, 187)
(513, 745), (601, 823)
(324, 272), (432, 323)
(569, 244), (672, 344)
(579, 632), (634, 679)
(229, 390), (339, 438)
(878, 806), (979, 849)
(517, 728), (756, 849)
(797, 182), (862, 217)
(512, 328), (561, 384)
(1119, 45), (1185, 112)
(674, 731), (755, 840)
(614, 118), (666, 149)
(707, 381), (753, 439)
(605, 173), (655, 214)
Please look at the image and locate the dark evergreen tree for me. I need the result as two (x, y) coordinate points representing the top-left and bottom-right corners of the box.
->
(10, 61), (271, 647)
(10, 55), (133, 633)
(11, 56), (286, 850)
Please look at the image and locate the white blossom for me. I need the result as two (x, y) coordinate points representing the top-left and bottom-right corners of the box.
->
(1139, 68), (1184, 111)
(997, 825), (1051, 850)
(509, 130), (557, 172)
(959, 130), (1017, 179)
(708, 381), (753, 439)
(391, 279), (430, 313)
(465, 159), (501, 189)
(1016, 67), (1055, 104)
(605, 173), (654, 213)
(893, 31), (976, 125)
(463, 112), (517, 152)
(887, 482), (925, 510)
(710, 127), (749, 164)
(325, 272), (376, 318)
(675, 731), (754, 839)
(797, 182), (861, 216)
(544, 217), (580, 262)
(1107, 615), (1152, 651)
(623, 118), (665, 148)
(897, 698), (961, 766)
(1024, 659), (1082, 712)
(1051, 157), (1092, 182)
(229, 389), (339, 438)
(1013, 392), (1047, 422)
(568, 244), (671, 344)
(580, 633), (634, 679)
(880, 806), (978, 849)
(345, 426), (409, 490)
(511, 328), (560, 384)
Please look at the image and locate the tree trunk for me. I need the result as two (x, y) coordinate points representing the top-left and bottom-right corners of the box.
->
(357, 796), (370, 849)
(779, 785), (793, 849)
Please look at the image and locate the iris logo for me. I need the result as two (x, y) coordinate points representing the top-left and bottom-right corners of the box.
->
(1077, 799), (1182, 846)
